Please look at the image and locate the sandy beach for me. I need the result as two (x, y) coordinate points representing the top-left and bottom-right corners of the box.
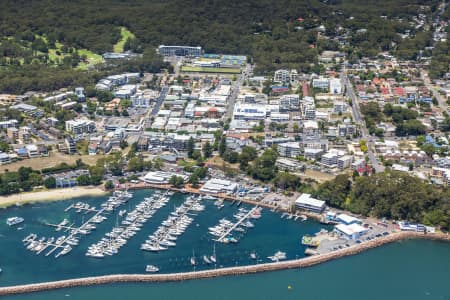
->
(0, 187), (108, 208)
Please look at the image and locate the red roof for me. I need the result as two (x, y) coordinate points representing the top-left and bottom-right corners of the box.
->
(393, 87), (406, 97)
(297, 17), (304, 21)
(380, 87), (390, 95)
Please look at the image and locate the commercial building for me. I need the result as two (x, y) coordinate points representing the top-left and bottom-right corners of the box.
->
(336, 213), (361, 225)
(142, 171), (188, 184)
(335, 223), (368, 240)
(295, 193), (326, 213)
(158, 45), (202, 57)
(233, 104), (266, 121)
(200, 178), (238, 195)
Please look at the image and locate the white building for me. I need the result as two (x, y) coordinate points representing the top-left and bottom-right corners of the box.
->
(336, 213), (361, 225)
(141, 171), (188, 184)
(277, 142), (302, 158)
(65, 119), (96, 135)
(333, 101), (347, 113)
(337, 155), (353, 169)
(295, 193), (326, 213)
(279, 94), (300, 111)
(335, 223), (368, 240)
(329, 78), (342, 94)
(233, 104), (266, 121)
(312, 77), (329, 90)
(200, 178), (238, 194)
(157, 45), (202, 57)
(274, 69), (290, 83)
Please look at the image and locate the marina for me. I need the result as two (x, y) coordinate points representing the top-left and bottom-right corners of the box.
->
(21, 190), (133, 258)
(1, 188), (444, 292)
(86, 191), (170, 258)
(0, 189), (327, 287)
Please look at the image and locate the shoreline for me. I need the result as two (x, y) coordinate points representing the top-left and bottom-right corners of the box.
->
(0, 231), (448, 296)
(0, 187), (108, 209)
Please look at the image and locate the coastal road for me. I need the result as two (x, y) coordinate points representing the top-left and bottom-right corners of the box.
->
(341, 72), (385, 173)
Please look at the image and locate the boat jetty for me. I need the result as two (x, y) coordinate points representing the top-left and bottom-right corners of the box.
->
(22, 190), (133, 258)
(209, 206), (262, 244)
(86, 191), (171, 258)
(141, 195), (204, 252)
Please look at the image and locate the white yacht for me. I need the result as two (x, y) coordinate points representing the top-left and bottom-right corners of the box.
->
(145, 265), (159, 273)
(6, 217), (24, 226)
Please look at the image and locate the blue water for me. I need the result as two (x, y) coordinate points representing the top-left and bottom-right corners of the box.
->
(0, 189), (328, 286)
(3, 239), (450, 300)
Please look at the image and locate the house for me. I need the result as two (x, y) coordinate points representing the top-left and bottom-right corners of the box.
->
(0, 152), (11, 165)
(26, 145), (40, 158)
(65, 137), (77, 154)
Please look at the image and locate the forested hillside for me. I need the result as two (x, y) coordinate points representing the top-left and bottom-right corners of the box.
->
(0, 0), (442, 93)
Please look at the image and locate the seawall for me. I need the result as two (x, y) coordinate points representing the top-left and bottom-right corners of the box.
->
(0, 231), (448, 296)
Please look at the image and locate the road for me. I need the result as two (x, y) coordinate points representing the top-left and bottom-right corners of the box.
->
(421, 70), (448, 114)
(225, 63), (252, 120)
(150, 85), (169, 117)
(341, 72), (385, 173)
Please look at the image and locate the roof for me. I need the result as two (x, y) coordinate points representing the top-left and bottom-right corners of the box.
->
(295, 193), (325, 208)
(335, 223), (367, 236)
(337, 213), (361, 224)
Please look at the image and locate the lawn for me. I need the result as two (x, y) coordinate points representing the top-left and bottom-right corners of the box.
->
(113, 27), (135, 53)
(181, 66), (241, 74)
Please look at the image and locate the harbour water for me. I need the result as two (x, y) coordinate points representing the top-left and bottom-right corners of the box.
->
(2, 240), (450, 300)
(0, 189), (328, 286)
(1, 189), (449, 300)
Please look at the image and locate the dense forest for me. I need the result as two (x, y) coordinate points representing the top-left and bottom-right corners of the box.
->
(314, 172), (450, 231)
(0, 0), (443, 93)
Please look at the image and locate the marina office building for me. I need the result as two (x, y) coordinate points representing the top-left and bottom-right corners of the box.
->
(295, 193), (326, 213)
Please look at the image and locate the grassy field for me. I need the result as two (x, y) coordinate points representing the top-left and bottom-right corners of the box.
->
(76, 48), (104, 70)
(181, 66), (241, 74)
(113, 27), (135, 53)
(0, 152), (104, 173)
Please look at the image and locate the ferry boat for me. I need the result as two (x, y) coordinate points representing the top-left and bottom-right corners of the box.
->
(145, 265), (159, 273)
(6, 217), (24, 226)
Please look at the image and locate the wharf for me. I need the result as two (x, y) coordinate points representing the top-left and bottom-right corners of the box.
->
(216, 206), (258, 242)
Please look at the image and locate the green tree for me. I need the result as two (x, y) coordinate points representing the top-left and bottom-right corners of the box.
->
(202, 141), (212, 158)
(187, 137), (195, 159)
(44, 176), (56, 189)
(105, 180), (115, 190)
(169, 175), (185, 188)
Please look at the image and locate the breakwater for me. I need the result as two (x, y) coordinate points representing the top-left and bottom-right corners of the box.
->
(1, 231), (448, 296)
